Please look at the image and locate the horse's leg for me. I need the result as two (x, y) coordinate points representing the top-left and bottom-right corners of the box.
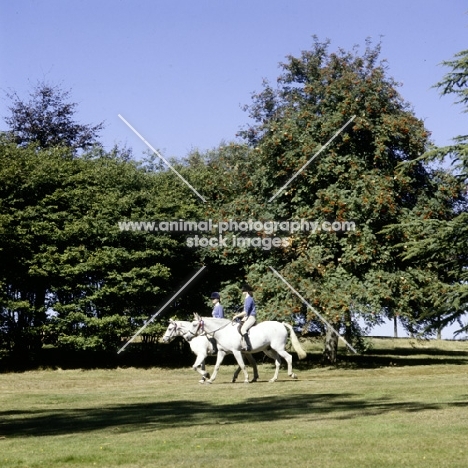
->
(207, 350), (226, 383)
(192, 354), (210, 383)
(277, 349), (298, 379)
(263, 349), (282, 382)
(232, 365), (240, 383)
(233, 354), (258, 382)
(199, 361), (211, 381)
(232, 350), (249, 383)
(244, 353), (259, 382)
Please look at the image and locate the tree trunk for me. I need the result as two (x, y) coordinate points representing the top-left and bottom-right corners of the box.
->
(344, 310), (352, 344)
(323, 326), (339, 364)
(436, 320), (442, 340)
(393, 316), (398, 338)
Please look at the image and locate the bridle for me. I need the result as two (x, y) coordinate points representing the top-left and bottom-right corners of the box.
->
(187, 319), (204, 339)
(191, 317), (232, 340)
(163, 321), (197, 342)
(164, 322), (180, 341)
(165, 319), (206, 342)
(166, 318), (233, 343)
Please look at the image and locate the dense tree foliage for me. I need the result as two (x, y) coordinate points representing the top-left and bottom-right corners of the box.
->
(193, 39), (466, 361)
(0, 137), (204, 361)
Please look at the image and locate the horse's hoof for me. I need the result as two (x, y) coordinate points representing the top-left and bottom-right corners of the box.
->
(198, 379), (205, 384)
(206, 380), (213, 384)
(251, 378), (258, 382)
(290, 373), (298, 380)
(244, 380), (250, 384)
(231, 379), (236, 383)
(269, 378), (277, 383)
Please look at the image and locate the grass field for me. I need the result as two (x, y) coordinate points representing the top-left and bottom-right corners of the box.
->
(1, 338), (468, 467)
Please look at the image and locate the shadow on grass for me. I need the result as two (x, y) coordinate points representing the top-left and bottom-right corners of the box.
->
(0, 341), (197, 373)
(2, 338), (468, 373)
(1, 393), (467, 438)
(287, 344), (468, 370)
(340, 349), (468, 368)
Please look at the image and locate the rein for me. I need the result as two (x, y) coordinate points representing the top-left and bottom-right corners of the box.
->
(197, 319), (232, 339)
(183, 319), (205, 339)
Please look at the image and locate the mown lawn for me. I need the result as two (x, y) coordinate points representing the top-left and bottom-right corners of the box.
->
(1, 338), (467, 467)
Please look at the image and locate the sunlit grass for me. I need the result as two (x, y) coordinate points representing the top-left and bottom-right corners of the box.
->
(1, 339), (467, 467)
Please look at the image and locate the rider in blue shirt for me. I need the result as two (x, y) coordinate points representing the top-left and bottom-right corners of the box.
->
(210, 292), (224, 318)
(232, 284), (256, 351)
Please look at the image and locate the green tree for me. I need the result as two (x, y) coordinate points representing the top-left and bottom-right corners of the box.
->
(399, 49), (468, 338)
(0, 136), (204, 361)
(3, 81), (104, 152)
(230, 38), (460, 361)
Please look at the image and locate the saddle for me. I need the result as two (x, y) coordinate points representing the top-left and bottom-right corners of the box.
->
(236, 322), (256, 336)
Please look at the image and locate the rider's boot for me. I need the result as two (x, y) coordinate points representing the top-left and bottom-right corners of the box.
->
(242, 333), (252, 352)
(209, 337), (218, 355)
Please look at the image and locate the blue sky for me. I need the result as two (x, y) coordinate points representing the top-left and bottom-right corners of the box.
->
(1, 1), (467, 159)
(1, 1), (467, 338)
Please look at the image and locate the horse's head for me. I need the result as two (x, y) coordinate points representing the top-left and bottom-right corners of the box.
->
(185, 313), (205, 341)
(162, 319), (193, 342)
(163, 318), (203, 343)
(162, 319), (178, 343)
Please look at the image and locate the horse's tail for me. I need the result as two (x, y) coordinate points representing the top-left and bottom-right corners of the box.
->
(283, 323), (307, 360)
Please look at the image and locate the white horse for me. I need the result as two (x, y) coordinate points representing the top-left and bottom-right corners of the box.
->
(184, 313), (307, 383)
(162, 319), (259, 383)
